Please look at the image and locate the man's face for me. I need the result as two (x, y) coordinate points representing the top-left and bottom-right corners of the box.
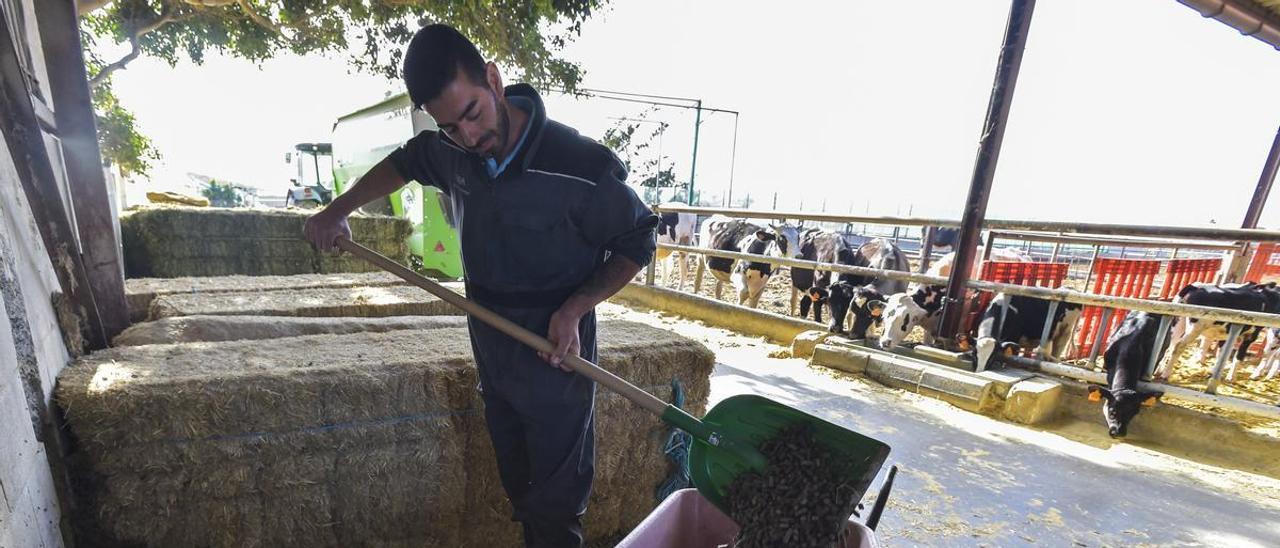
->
(423, 66), (509, 158)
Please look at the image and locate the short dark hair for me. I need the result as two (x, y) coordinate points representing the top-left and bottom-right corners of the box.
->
(402, 24), (488, 108)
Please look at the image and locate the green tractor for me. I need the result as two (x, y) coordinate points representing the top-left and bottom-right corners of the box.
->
(326, 94), (463, 279)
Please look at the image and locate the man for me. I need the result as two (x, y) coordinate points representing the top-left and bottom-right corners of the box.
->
(303, 24), (657, 548)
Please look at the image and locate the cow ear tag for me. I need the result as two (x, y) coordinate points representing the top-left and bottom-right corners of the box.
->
(1088, 389), (1102, 403)
(1141, 395), (1159, 407)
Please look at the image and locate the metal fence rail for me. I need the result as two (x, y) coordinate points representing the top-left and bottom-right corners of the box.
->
(659, 243), (1280, 329)
(655, 205), (1280, 243)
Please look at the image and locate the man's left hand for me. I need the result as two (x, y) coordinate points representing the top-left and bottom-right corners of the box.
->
(540, 307), (583, 372)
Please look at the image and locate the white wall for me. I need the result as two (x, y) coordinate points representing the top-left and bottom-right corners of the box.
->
(0, 0), (79, 545)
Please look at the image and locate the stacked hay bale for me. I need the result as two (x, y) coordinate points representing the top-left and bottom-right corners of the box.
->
(124, 272), (407, 322)
(113, 315), (470, 346)
(145, 284), (463, 320)
(57, 322), (714, 547)
(120, 206), (411, 278)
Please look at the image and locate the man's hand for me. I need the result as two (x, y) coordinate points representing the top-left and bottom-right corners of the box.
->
(304, 210), (352, 252)
(540, 307), (583, 372)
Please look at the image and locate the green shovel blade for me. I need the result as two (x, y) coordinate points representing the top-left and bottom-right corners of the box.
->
(688, 394), (892, 517)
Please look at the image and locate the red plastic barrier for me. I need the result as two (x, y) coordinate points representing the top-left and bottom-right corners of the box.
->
(1072, 258), (1161, 359)
(1157, 258), (1221, 300)
(962, 261), (1069, 335)
(1244, 242), (1280, 284)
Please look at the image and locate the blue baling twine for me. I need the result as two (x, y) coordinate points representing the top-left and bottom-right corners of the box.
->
(656, 378), (692, 502)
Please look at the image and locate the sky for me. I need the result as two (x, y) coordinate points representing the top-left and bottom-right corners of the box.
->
(110, 0), (1280, 227)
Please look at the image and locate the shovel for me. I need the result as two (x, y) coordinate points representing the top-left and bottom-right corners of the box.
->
(336, 238), (890, 515)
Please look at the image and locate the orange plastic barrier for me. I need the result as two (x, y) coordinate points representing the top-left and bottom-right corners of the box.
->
(1244, 242), (1280, 284)
(1072, 258), (1162, 359)
(962, 261), (1069, 335)
(1157, 258), (1221, 300)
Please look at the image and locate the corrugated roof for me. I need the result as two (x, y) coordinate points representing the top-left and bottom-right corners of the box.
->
(1180, 0), (1280, 49)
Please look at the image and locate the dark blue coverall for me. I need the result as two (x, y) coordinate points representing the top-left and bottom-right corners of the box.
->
(388, 84), (658, 547)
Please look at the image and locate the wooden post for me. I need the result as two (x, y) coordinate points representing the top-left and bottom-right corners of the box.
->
(35, 0), (129, 342)
(0, 10), (106, 351)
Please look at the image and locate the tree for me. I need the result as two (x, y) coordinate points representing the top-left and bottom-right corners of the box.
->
(600, 108), (682, 204)
(200, 179), (247, 207)
(80, 0), (608, 176)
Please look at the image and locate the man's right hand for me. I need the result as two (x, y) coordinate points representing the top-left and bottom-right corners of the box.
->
(304, 210), (352, 252)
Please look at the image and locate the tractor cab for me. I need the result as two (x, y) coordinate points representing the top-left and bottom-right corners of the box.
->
(285, 142), (335, 208)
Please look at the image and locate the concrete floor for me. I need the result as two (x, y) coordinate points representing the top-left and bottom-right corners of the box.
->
(713, 354), (1280, 547)
(602, 303), (1280, 548)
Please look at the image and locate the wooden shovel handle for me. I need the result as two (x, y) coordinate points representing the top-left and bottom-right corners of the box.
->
(336, 238), (669, 416)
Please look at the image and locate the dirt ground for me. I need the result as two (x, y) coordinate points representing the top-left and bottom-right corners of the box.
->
(639, 256), (1280, 408)
(597, 301), (1280, 547)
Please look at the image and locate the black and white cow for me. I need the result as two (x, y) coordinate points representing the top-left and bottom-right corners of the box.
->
(879, 285), (948, 350)
(1252, 327), (1280, 381)
(695, 215), (784, 308)
(1089, 311), (1165, 438)
(1155, 282), (1280, 382)
(878, 247), (1032, 350)
(789, 227), (848, 323)
(653, 204), (697, 290)
(826, 239), (911, 338)
(972, 294), (1082, 372)
(927, 227), (961, 252)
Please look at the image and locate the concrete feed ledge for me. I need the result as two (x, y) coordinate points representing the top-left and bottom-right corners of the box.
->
(614, 283), (822, 344)
(812, 340), (1005, 415)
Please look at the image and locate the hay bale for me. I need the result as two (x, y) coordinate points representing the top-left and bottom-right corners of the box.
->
(125, 272), (407, 322)
(113, 315), (469, 346)
(147, 283), (465, 320)
(120, 206), (412, 278)
(57, 321), (714, 547)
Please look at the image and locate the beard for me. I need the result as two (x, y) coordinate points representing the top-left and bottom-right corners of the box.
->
(483, 86), (510, 158)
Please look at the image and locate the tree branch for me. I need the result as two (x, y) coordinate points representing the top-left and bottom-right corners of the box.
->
(88, 3), (178, 87)
(236, 0), (285, 37)
(89, 35), (141, 87)
(78, 0), (116, 17)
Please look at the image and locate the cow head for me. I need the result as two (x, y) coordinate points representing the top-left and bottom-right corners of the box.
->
(974, 338), (1021, 371)
(879, 292), (927, 349)
(1088, 386), (1162, 438)
(768, 223), (802, 259)
(849, 286), (887, 340)
(827, 282), (854, 334)
(879, 286), (945, 349)
(656, 211), (681, 240)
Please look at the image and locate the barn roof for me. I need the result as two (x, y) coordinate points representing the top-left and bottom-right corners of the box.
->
(1180, 0), (1280, 50)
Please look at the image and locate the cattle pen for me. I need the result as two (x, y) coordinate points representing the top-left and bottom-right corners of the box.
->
(646, 202), (1280, 421)
(629, 0), (1280, 430)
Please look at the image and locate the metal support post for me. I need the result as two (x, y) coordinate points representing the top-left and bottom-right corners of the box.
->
(919, 226), (936, 273)
(687, 99), (703, 205)
(1224, 126), (1280, 282)
(939, 0), (1037, 343)
(1087, 307), (1114, 370)
(1036, 300), (1061, 359)
(1206, 324), (1244, 394)
(1083, 245), (1102, 289)
(1145, 314), (1173, 379)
